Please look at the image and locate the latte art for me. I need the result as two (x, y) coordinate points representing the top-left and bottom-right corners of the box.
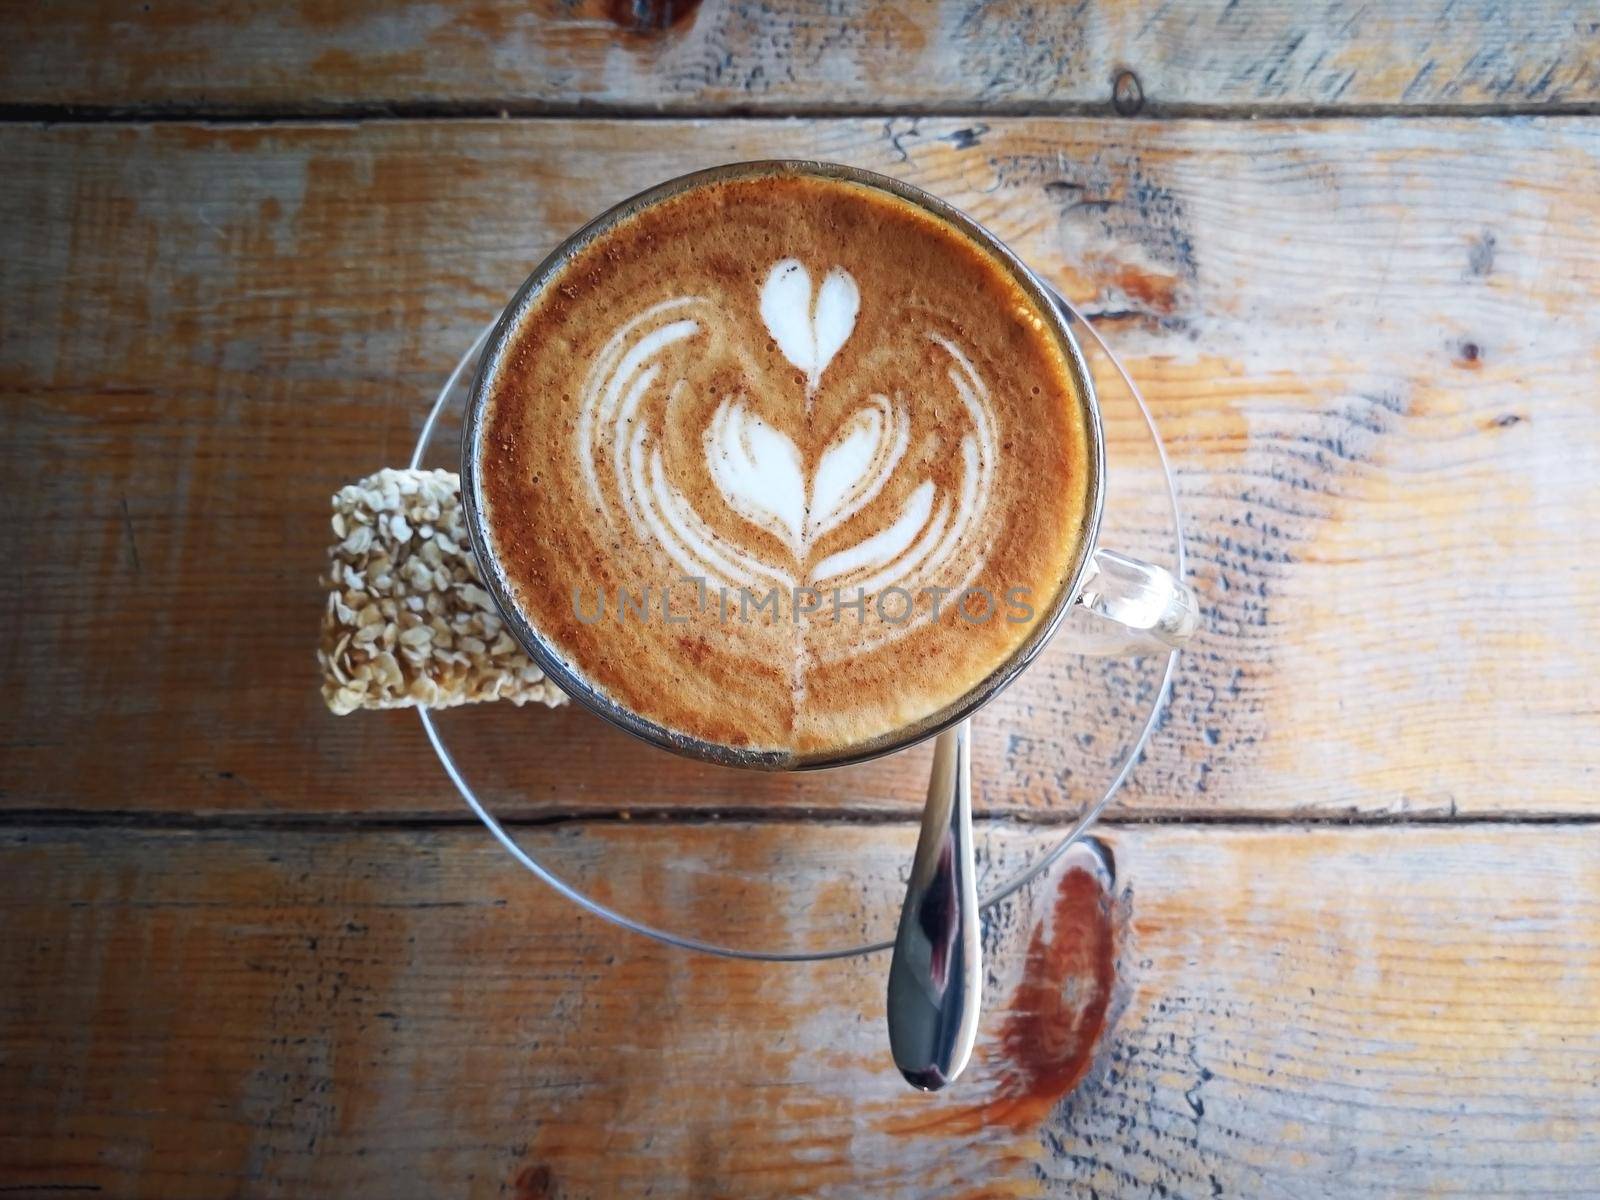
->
(760, 259), (859, 396)
(578, 259), (999, 667)
(476, 170), (1093, 760)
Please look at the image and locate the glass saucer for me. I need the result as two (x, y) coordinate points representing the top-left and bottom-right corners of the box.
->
(411, 294), (1185, 961)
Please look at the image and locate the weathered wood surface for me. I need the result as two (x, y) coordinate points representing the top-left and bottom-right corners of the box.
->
(2, 822), (1597, 1197)
(4, 116), (1597, 820)
(4, 1), (1600, 115)
(6, 117), (1593, 825)
(4, 12), (1595, 1195)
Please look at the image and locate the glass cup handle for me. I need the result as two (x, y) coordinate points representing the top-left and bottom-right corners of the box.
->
(1062, 548), (1201, 657)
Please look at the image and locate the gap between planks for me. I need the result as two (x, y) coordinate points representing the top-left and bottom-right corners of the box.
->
(6, 100), (1600, 126)
(2, 807), (1598, 834)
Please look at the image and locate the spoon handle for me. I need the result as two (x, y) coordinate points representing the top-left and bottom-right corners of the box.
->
(886, 720), (981, 1090)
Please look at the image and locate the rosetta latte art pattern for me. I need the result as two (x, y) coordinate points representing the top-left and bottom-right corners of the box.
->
(576, 259), (998, 666)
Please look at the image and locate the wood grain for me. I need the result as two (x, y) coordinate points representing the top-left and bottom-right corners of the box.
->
(2, 821), (1597, 1197)
(3, 115), (1598, 820)
(3, 1), (1599, 115)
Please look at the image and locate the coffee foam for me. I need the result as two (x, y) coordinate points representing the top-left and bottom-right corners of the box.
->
(478, 171), (1093, 761)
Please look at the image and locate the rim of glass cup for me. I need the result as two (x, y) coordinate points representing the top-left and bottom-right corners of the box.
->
(457, 160), (1107, 772)
(413, 293), (1185, 963)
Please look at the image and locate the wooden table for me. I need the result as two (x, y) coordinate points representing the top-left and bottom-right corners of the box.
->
(4, 3), (1599, 1195)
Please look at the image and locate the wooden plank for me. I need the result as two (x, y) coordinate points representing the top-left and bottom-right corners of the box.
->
(2, 822), (1597, 1196)
(3, 116), (1598, 819)
(3, 1), (1599, 114)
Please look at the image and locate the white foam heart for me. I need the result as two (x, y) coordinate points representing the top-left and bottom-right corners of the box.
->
(704, 399), (807, 555)
(805, 394), (908, 542)
(760, 260), (860, 393)
(706, 394), (921, 570)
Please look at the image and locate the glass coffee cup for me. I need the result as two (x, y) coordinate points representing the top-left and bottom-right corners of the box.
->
(459, 160), (1197, 771)
(453, 161), (1199, 1087)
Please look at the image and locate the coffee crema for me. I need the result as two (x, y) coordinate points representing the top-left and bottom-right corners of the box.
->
(475, 168), (1094, 762)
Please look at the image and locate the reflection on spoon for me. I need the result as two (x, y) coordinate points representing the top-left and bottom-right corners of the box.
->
(886, 720), (981, 1090)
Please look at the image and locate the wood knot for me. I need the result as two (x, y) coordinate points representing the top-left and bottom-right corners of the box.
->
(605, 0), (702, 35)
(988, 839), (1119, 1129)
(510, 1164), (554, 1200)
(1112, 70), (1145, 116)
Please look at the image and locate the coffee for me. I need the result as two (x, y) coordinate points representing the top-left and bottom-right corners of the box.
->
(474, 167), (1095, 763)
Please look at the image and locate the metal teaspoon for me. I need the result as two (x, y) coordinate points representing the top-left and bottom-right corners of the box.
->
(886, 719), (981, 1090)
